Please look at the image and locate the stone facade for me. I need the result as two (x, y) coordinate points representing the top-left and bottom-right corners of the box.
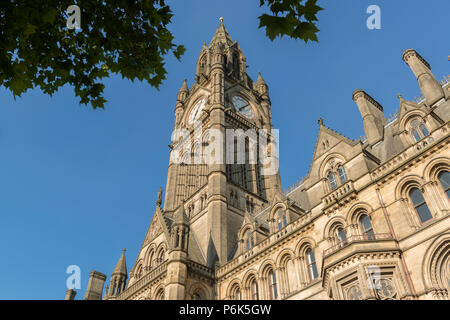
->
(81, 21), (450, 301)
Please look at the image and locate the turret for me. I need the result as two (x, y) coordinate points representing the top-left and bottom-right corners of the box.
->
(107, 249), (127, 298)
(171, 203), (190, 251)
(256, 72), (269, 97)
(166, 203), (190, 299)
(402, 49), (445, 106)
(353, 89), (386, 145)
(175, 80), (189, 128)
(177, 79), (189, 103)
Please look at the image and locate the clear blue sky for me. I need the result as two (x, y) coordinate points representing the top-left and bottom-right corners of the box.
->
(0, 0), (448, 300)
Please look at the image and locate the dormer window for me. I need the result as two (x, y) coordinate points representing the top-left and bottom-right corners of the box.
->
(410, 118), (429, 142)
(326, 162), (348, 192)
(328, 172), (338, 191)
(337, 165), (347, 184)
(277, 209), (287, 230)
(245, 230), (254, 251)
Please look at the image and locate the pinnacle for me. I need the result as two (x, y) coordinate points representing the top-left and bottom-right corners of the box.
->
(209, 18), (234, 47)
(112, 248), (127, 276)
(174, 202), (189, 224)
(179, 79), (189, 92)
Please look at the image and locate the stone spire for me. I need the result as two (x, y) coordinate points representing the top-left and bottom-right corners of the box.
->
(177, 79), (189, 102)
(112, 248), (127, 276)
(107, 249), (128, 297)
(256, 72), (269, 96)
(174, 202), (189, 225)
(209, 17), (234, 48)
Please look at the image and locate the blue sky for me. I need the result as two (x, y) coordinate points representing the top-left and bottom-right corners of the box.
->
(0, 0), (448, 299)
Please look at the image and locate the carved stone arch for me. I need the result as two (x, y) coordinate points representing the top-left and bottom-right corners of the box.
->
(242, 269), (259, 299)
(269, 203), (289, 233)
(395, 174), (436, 228)
(422, 233), (450, 296)
(188, 281), (211, 300)
(144, 243), (157, 267)
(155, 242), (167, 264)
(238, 223), (254, 241)
(294, 237), (318, 257)
(346, 202), (374, 226)
(423, 157), (450, 182)
(153, 284), (166, 300)
(318, 153), (347, 180)
(226, 278), (242, 299)
(134, 258), (145, 279)
(258, 258), (277, 278)
(398, 109), (427, 133)
(242, 269), (259, 287)
(269, 202), (288, 221)
(196, 51), (209, 75)
(395, 174), (426, 200)
(323, 216), (347, 240)
(276, 248), (295, 267)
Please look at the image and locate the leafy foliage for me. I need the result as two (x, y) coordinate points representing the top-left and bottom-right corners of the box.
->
(0, 1), (322, 109)
(258, 0), (323, 42)
(0, 0), (185, 109)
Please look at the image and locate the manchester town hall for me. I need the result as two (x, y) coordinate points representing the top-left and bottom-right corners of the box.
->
(68, 20), (450, 301)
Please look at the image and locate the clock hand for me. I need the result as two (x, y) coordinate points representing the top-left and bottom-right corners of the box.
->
(239, 104), (248, 111)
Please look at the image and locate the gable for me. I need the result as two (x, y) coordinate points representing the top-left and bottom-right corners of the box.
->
(312, 123), (357, 162)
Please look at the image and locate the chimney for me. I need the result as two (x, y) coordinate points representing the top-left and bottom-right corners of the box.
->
(64, 289), (77, 300)
(402, 49), (444, 106)
(84, 271), (107, 300)
(353, 90), (386, 145)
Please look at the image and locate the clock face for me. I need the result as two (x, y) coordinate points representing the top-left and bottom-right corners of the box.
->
(189, 98), (206, 124)
(232, 96), (254, 119)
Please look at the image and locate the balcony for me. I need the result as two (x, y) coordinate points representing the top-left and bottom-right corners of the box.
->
(323, 233), (394, 257)
(115, 261), (168, 300)
(322, 181), (357, 211)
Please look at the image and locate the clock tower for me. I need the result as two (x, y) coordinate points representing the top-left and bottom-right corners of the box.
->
(163, 19), (282, 268)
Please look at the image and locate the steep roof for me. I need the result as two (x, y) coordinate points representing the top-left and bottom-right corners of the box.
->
(312, 118), (357, 161)
(112, 249), (127, 276)
(209, 18), (234, 48)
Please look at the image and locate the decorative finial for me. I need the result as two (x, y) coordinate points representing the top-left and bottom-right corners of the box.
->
(122, 248), (126, 253)
(219, 17), (224, 23)
(318, 117), (324, 126)
(156, 187), (162, 208)
(397, 93), (403, 99)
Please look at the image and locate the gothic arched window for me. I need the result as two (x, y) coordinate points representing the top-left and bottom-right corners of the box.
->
(306, 248), (319, 281)
(409, 188), (433, 224)
(250, 279), (259, 300)
(410, 119), (429, 142)
(245, 230), (254, 251)
(328, 172), (338, 191)
(277, 209), (287, 231)
(359, 214), (375, 240)
(268, 269), (278, 299)
(155, 288), (165, 300)
(337, 166), (347, 184)
(230, 284), (241, 300)
(157, 249), (165, 265)
(234, 287), (241, 300)
(148, 250), (154, 268)
(438, 171), (450, 199)
(336, 227), (347, 245)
